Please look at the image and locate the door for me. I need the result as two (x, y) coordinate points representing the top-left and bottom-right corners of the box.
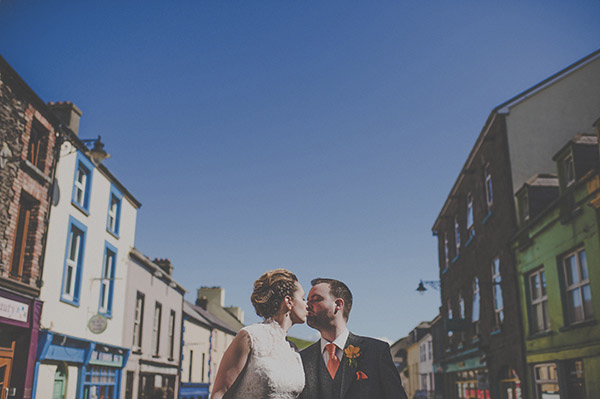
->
(0, 341), (15, 399)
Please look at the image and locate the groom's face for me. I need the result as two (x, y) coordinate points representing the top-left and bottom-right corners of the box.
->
(306, 283), (336, 330)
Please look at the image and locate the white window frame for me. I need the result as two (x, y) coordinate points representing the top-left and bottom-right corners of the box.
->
(454, 216), (461, 255)
(107, 196), (118, 232)
(484, 163), (493, 211)
(152, 302), (162, 356)
(563, 248), (593, 324)
(444, 233), (449, 269)
(492, 257), (504, 327)
(132, 292), (144, 350)
(466, 193), (474, 236)
(99, 245), (116, 316)
(62, 220), (86, 304)
(168, 310), (176, 360)
(528, 268), (549, 333)
(533, 363), (559, 399)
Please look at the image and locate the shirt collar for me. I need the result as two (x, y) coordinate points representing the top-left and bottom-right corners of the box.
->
(320, 328), (350, 353)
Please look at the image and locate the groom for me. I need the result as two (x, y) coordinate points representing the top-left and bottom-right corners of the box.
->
(299, 278), (407, 399)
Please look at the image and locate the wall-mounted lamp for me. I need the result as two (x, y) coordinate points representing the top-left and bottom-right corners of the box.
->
(416, 279), (441, 294)
(169, 281), (177, 288)
(153, 270), (163, 278)
(80, 136), (110, 166)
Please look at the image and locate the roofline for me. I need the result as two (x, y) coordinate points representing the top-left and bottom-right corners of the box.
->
(129, 248), (186, 294)
(432, 48), (600, 231)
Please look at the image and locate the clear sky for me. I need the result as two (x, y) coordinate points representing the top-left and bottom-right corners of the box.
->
(1, 1), (599, 342)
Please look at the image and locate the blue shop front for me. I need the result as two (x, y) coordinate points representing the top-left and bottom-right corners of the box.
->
(34, 330), (129, 399)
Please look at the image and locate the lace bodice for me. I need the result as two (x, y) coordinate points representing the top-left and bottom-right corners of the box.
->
(229, 320), (305, 399)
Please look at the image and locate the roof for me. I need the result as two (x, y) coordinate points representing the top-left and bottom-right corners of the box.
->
(129, 248), (186, 294)
(184, 300), (239, 335)
(433, 48), (600, 231)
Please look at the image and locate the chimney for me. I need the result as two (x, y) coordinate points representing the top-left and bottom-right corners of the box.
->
(196, 296), (208, 310)
(153, 258), (173, 276)
(225, 306), (244, 324)
(48, 102), (82, 136)
(197, 287), (225, 307)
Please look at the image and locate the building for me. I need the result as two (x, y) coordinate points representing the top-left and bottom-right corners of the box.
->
(407, 322), (433, 399)
(0, 55), (60, 399)
(513, 133), (600, 398)
(432, 49), (600, 399)
(122, 251), (185, 399)
(390, 335), (410, 394)
(180, 287), (243, 399)
(34, 102), (141, 399)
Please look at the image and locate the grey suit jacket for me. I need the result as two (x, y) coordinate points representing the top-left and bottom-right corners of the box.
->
(299, 332), (407, 399)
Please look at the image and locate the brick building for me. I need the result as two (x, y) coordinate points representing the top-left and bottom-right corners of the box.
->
(0, 55), (60, 399)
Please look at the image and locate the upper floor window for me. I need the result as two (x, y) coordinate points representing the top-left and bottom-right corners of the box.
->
(132, 292), (145, 351)
(27, 120), (48, 171)
(152, 302), (162, 356)
(466, 194), (474, 237)
(472, 277), (480, 331)
(168, 310), (176, 360)
(528, 268), (549, 334)
(62, 217), (87, 305)
(420, 343), (426, 362)
(484, 163), (493, 211)
(459, 294), (465, 320)
(492, 257), (504, 327)
(454, 216), (461, 256)
(10, 193), (38, 279)
(447, 299), (453, 339)
(72, 153), (94, 213)
(563, 248), (593, 325)
(99, 242), (117, 317)
(444, 233), (449, 269)
(106, 185), (123, 237)
(563, 155), (575, 187)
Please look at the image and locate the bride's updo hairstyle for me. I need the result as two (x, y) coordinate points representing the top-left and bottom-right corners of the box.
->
(251, 268), (299, 319)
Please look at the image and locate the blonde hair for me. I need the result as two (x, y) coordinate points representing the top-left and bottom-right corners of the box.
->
(251, 268), (298, 318)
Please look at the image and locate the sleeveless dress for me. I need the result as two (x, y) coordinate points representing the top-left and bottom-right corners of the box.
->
(227, 319), (305, 399)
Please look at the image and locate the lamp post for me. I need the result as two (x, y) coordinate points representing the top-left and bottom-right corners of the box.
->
(80, 136), (110, 166)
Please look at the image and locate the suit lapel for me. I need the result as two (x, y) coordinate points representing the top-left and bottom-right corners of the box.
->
(339, 332), (360, 399)
(303, 342), (322, 399)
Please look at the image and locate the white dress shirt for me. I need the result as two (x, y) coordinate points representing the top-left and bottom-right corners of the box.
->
(320, 328), (349, 367)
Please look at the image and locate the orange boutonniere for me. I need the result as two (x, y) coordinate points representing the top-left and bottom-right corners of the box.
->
(356, 371), (368, 381)
(344, 345), (361, 368)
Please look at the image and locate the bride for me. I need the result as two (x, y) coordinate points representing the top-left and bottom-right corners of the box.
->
(210, 268), (308, 399)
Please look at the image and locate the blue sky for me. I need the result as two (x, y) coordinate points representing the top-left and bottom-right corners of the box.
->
(1, 1), (599, 342)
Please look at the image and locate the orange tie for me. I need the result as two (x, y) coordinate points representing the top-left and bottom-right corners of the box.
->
(326, 343), (340, 378)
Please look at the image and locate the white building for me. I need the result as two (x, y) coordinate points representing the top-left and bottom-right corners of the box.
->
(33, 103), (141, 399)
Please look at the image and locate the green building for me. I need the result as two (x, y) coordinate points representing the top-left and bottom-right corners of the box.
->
(513, 133), (600, 399)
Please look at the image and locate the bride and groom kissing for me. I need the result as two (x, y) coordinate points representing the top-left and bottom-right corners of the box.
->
(210, 269), (407, 399)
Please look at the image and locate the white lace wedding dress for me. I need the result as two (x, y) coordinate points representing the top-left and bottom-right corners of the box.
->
(228, 319), (305, 399)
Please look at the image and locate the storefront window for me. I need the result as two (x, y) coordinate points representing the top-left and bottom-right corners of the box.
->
(455, 370), (489, 399)
(533, 363), (559, 399)
(499, 368), (521, 399)
(83, 366), (117, 399)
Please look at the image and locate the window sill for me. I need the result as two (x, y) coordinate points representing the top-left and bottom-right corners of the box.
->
(490, 329), (502, 336)
(451, 254), (460, 264)
(60, 296), (80, 308)
(152, 354), (161, 359)
(21, 159), (52, 184)
(106, 228), (120, 240)
(526, 330), (553, 340)
(71, 201), (90, 217)
(482, 210), (494, 225)
(465, 235), (475, 247)
(559, 319), (596, 332)
(132, 349), (142, 355)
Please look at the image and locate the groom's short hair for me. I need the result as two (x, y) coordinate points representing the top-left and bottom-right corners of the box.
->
(311, 278), (353, 321)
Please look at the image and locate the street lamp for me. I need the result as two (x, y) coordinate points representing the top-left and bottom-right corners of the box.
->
(81, 136), (110, 166)
(416, 280), (441, 294)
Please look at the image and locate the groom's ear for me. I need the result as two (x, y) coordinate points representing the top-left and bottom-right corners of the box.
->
(334, 298), (344, 314)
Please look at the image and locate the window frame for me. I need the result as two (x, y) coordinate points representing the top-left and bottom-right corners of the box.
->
(152, 302), (162, 356)
(72, 152), (94, 214)
(10, 193), (37, 278)
(484, 163), (493, 211)
(27, 119), (48, 171)
(132, 292), (145, 351)
(454, 216), (461, 256)
(492, 257), (504, 327)
(443, 232), (449, 270)
(562, 247), (593, 325)
(472, 277), (480, 334)
(98, 242), (118, 317)
(168, 310), (176, 360)
(466, 193), (474, 237)
(61, 216), (87, 305)
(106, 185), (123, 237)
(528, 267), (550, 334)
(533, 363), (559, 399)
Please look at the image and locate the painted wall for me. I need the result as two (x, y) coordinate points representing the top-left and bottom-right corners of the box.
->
(180, 320), (211, 384)
(506, 54), (600, 195)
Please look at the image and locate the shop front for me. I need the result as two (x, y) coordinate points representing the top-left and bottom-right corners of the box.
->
(0, 288), (43, 399)
(33, 330), (129, 399)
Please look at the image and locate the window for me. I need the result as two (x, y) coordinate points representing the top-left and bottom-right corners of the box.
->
(472, 277), (480, 334)
(62, 217), (87, 305)
(518, 190), (530, 223)
(10, 193), (38, 278)
(106, 186), (122, 236)
(454, 216), (461, 256)
(188, 350), (194, 381)
(132, 292), (145, 350)
(484, 163), (493, 211)
(99, 243), (117, 317)
(563, 248), (593, 324)
(168, 310), (176, 360)
(202, 353), (206, 382)
(427, 341), (432, 360)
(492, 257), (504, 327)
(459, 294), (465, 320)
(533, 363), (558, 399)
(72, 152), (94, 213)
(152, 302), (162, 356)
(444, 233), (449, 269)
(528, 268), (549, 334)
(466, 193), (474, 237)
(27, 120), (48, 170)
(82, 366), (116, 399)
(447, 300), (453, 339)
(564, 155), (575, 187)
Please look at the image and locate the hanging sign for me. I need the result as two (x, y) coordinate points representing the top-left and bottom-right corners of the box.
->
(88, 314), (108, 334)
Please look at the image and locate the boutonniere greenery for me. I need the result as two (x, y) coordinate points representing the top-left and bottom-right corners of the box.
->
(344, 345), (361, 368)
